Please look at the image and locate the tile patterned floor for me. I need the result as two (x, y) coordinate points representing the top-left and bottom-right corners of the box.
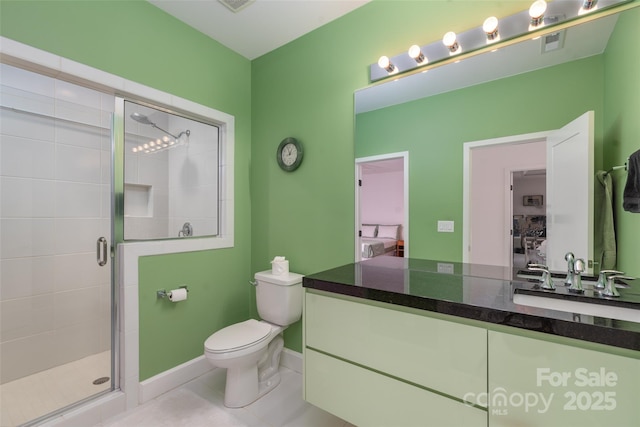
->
(99, 367), (351, 427)
(0, 352), (111, 427)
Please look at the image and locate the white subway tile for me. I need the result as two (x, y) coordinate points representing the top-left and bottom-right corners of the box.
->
(0, 332), (57, 383)
(0, 294), (54, 343)
(54, 218), (106, 255)
(55, 79), (102, 110)
(0, 256), (56, 301)
(0, 218), (56, 259)
(55, 144), (101, 184)
(0, 176), (55, 218)
(55, 119), (104, 150)
(53, 253), (106, 292)
(0, 134), (55, 179)
(55, 181), (102, 218)
(0, 108), (55, 141)
(1, 63), (55, 96)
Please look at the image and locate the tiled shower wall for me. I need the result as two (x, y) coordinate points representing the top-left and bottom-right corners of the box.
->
(0, 64), (113, 384)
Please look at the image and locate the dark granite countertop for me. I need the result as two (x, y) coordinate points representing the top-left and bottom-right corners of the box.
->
(302, 257), (640, 351)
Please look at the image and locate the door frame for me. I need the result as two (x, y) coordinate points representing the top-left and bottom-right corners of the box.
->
(462, 131), (551, 264)
(355, 151), (409, 261)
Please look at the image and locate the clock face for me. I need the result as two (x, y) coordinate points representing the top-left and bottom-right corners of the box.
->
(281, 143), (298, 166)
(277, 137), (303, 171)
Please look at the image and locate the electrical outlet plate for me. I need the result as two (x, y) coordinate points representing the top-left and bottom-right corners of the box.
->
(437, 220), (454, 232)
(437, 263), (454, 274)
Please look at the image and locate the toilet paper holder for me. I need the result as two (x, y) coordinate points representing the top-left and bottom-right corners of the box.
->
(157, 286), (188, 299)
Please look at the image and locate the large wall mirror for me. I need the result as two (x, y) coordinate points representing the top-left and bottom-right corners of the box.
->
(123, 100), (220, 240)
(355, 4), (638, 272)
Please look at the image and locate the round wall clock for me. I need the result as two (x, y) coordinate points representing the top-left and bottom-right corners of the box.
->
(276, 137), (303, 172)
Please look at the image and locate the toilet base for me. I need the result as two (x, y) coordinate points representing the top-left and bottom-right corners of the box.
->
(222, 334), (284, 408)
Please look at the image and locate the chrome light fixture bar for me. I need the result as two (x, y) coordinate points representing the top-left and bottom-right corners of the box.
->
(369, 0), (629, 82)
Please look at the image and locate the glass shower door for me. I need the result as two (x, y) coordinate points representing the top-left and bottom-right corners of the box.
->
(0, 63), (114, 426)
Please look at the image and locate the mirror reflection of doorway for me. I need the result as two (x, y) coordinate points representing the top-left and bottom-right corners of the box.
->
(512, 170), (547, 269)
(355, 153), (408, 261)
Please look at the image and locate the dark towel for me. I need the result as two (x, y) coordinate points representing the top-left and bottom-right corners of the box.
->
(623, 149), (640, 213)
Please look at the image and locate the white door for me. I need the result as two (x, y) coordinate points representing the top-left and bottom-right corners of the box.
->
(545, 111), (594, 273)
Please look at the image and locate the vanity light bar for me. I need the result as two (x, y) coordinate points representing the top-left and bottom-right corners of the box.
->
(370, 0), (628, 82)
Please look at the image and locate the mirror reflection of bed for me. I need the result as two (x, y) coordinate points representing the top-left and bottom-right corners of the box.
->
(357, 156), (406, 261)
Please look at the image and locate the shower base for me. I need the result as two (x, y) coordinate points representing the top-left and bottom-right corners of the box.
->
(0, 351), (111, 427)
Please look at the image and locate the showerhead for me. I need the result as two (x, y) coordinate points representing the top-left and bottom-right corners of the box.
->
(130, 112), (190, 141)
(130, 112), (154, 126)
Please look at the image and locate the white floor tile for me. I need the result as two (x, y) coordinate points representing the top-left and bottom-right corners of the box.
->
(100, 367), (347, 427)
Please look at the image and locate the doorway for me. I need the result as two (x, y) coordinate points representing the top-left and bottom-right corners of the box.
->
(463, 112), (594, 273)
(511, 169), (547, 270)
(355, 152), (409, 261)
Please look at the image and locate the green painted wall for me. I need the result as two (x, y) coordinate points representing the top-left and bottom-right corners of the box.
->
(603, 7), (640, 277)
(355, 55), (605, 261)
(250, 0), (532, 352)
(0, 1), (252, 380)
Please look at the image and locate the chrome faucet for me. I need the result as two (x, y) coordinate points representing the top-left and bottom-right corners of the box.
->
(564, 252), (575, 287)
(596, 270), (623, 289)
(601, 272), (635, 297)
(527, 264), (555, 290)
(568, 258), (585, 293)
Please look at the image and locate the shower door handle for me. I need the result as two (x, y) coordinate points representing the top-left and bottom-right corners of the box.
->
(97, 237), (108, 266)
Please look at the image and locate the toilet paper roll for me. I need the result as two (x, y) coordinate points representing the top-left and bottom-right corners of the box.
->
(168, 288), (188, 302)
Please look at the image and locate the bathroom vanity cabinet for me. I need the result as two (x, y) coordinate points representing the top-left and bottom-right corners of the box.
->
(302, 257), (640, 427)
(304, 291), (486, 426)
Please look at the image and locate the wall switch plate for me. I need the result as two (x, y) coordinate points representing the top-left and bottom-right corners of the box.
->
(437, 220), (454, 232)
(437, 263), (454, 274)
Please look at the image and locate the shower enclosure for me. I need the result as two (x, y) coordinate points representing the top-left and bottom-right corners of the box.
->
(0, 64), (116, 426)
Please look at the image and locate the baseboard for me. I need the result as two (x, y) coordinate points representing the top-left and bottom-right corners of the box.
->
(281, 348), (302, 373)
(139, 356), (213, 404)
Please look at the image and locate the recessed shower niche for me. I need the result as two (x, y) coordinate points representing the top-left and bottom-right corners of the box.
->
(123, 100), (220, 240)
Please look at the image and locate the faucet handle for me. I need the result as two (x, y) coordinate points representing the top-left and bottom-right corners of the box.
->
(527, 266), (555, 290)
(596, 270), (624, 289)
(602, 275), (634, 297)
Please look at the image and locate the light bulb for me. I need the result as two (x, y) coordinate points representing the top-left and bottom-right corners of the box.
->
(132, 147), (138, 153)
(529, 0), (547, 27)
(580, 0), (598, 14)
(143, 143), (149, 149)
(442, 31), (459, 53)
(149, 141), (155, 147)
(377, 56), (395, 73)
(408, 45), (426, 64)
(483, 16), (499, 41)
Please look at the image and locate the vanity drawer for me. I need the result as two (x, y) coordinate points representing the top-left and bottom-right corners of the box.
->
(305, 348), (487, 427)
(305, 291), (487, 404)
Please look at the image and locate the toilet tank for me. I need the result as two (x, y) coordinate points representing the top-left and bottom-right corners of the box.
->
(254, 271), (304, 326)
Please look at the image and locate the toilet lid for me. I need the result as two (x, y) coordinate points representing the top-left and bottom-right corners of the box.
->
(205, 319), (271, 353)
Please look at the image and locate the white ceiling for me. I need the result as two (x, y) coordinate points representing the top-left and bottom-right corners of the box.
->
(148, 0), (371, 60)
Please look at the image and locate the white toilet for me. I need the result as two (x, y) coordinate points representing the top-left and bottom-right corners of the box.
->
(204, 270), (303, 408)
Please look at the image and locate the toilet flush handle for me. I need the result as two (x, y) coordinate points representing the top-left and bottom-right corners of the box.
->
(248, 280), (257, 287)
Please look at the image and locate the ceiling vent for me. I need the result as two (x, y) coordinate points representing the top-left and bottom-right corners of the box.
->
(218, 0), (255, 13)
(541, 29), (566, 54)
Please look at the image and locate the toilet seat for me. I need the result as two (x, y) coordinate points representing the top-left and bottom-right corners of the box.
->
(205, 319), (271, 354)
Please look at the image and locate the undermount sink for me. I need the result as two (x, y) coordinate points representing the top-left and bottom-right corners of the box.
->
(513, 291), (640, 323)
